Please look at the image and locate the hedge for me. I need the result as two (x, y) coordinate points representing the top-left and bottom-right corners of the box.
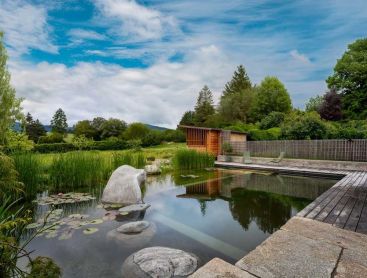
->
(34, 140), (129, 153)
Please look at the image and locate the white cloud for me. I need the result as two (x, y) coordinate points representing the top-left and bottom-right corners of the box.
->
(93, 0), (177, 40)
(68, 29), (107, 42)
(290, 50), (311, 65)
(0, 0), (57, 56)
(9, 45), (233, 128)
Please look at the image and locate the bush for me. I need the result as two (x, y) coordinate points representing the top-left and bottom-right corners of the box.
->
(222, 142), (233, 154)
(172, 149), (215, 170)
(38, 133), (64, 144)
(90, 139), (127, 151)
(5, 131), (34, 152)
(34, 143), (76, 153)
(0, 152), (23, 200)
(142, 131), (162, 147)
(259, 112), (285, 129)
(248, 128), (281, 141)
(28, 256), (61, 278)
(161, 129), (186, 142)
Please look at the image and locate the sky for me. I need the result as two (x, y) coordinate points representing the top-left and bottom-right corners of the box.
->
(1, 0), (366, 128)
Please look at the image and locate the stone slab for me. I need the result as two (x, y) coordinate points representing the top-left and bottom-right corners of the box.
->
(281, 216), (367, 251)
(334, 248), (367, 278)
(189, 258), (255, 278)
(235, 230), (341, 278)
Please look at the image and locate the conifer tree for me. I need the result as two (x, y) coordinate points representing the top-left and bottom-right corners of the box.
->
(194, 85), (215, 125)
(51, 108), (68, 134)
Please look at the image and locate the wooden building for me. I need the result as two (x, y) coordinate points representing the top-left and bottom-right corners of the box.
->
(179, 125), (247, 156)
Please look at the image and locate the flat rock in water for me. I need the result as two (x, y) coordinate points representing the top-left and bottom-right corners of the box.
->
(117, 221), (150, 234)
(121, 247), (199, 278)
(107, 223), (156, 247)
(118, 203), (150, 213)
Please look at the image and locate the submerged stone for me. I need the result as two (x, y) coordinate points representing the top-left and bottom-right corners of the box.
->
(118, 203), (150, 213)
(116, 221), (150, 234)
(121, 247), (199, 278)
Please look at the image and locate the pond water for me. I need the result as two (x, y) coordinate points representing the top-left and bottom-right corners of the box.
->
(23, 168), (338, 277)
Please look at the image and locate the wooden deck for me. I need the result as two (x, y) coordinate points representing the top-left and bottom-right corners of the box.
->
(215, 161), (367, 234)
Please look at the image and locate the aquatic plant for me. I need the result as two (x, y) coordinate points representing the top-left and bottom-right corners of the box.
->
(172, 149), (215, 170)
(12, 152), (43, 200)
(27, 256), (61, 278)
(112, 151), (146, 169)
(48, 151), (109, 190)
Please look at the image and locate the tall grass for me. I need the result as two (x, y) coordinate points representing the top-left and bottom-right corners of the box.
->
(49, 151), (109, 191)
(12, 153), (43, 200)
(172, 149), (215, 171)
(112, 151), (146, 169)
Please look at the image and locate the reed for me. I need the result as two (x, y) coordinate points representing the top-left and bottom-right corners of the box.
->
(172, 149), (215, 171)
(12, 153), (43, 200)
(48, 151), (108, 191)
(112, 151), (146, 169)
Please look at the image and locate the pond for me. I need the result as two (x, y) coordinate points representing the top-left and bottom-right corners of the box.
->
(22, 168), (338, 277)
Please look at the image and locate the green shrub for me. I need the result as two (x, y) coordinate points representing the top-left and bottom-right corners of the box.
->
(161, 129), (186, 142)
(172, 149), (215, 170)
(222, 142), (233, 154)
(28, 256), (61, 278)
(90, 139), (127, 151)
(0, 152), (23, 200)
(142, 131), (162, 147)
(248, 128), (281, 141)
(126, 139), (142, 151)
(34, 143), (76, 153)
(38, 133), (64, 144)
(259, 112), (285, 129)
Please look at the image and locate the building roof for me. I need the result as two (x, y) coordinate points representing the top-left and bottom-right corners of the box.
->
(178, 125), (247, 135)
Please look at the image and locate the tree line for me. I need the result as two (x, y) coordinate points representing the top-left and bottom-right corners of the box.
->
(180, 38), (367, 140)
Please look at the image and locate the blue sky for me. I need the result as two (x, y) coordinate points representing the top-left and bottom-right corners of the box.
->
(1, 0), (366, 127)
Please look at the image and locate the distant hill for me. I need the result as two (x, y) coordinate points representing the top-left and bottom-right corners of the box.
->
(12, 122), (170, 133)
(145, 124), (170, 131)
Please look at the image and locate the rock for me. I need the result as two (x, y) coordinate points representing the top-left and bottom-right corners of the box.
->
(107, 222), (156, 247)
(118, 203), (150, 213)
(121, 247), (199, 278)
(144, 164), (161, 175)
(101, 165), (146, 205)
(117, 221), (150, 234)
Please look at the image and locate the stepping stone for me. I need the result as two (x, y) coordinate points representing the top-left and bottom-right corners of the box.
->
(189, 258), (255, 278)
(122, 247), (199, 278)
(118, 203), (150, 213)
(235, 229), (341, 278)
(117, 221), (150, 234)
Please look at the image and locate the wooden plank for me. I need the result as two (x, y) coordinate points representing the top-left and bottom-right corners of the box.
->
(313, 173), (359, 221)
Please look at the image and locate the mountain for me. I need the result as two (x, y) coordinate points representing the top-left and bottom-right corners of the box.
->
(145, 124), (170, 131)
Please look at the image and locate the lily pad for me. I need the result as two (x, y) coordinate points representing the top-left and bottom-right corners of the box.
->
(45, 232), (58, 239)
(83, 228), (99, 235)
(58, 230), (73, 240)
(88, 219), (103, 225)
(102, 212), (117, 221)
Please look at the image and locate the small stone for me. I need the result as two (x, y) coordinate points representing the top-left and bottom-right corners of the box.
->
(117, 221), (150, 234)
(118, 203), (150, 213)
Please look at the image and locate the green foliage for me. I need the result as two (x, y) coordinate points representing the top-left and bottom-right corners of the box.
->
(5, 131), (34, 152)
(248, 128), (281, 141)
(219, 65), (254, 123)
(0, 152), (23, 200)
(141, 131), (162, 147)
(25, 113), (46, 143)
(224, 122), (257, 133)
(172, 149), (215, 170)
(194, 85), (215, 124)
(74, 120), (96, 139)
(12, 153), (42, 200)
(38, 133), (64, 144)
(28, 256), (61, 278)
(259, 112), (285, 129)
(161, 129), (185, 142)
(0, 32), (23, 146)
(112, 151), (146, 169)
(91, 117), (107, 140)
(51, 108), (68, 134)
(124, 122), (150, 140)
(49, 152), (109, 191)
(34, 143), (76, 153)
(253, 76), (292, 120)
(281, 112), (327, 140)
(71, 135), (93, 150)
(100, 118), (127, 139)
(305, 95), (323, 112)
(221, 142), (233, 154)
(126, 139), (143, 151)
(179, 111), (196, 126)
(327, 38), (367, 119)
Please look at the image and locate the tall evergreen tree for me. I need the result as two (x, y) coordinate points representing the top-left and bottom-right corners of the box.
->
(51, 108), (68, 134)
(194, 85), (215, 125)
(25, 112), (46, 142)
(0, 32), (23, 145)
(219, 65), (254, 123)
(179, 111), (196, 126)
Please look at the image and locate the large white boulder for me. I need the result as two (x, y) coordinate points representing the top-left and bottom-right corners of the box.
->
(101, 165), (146, 205)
